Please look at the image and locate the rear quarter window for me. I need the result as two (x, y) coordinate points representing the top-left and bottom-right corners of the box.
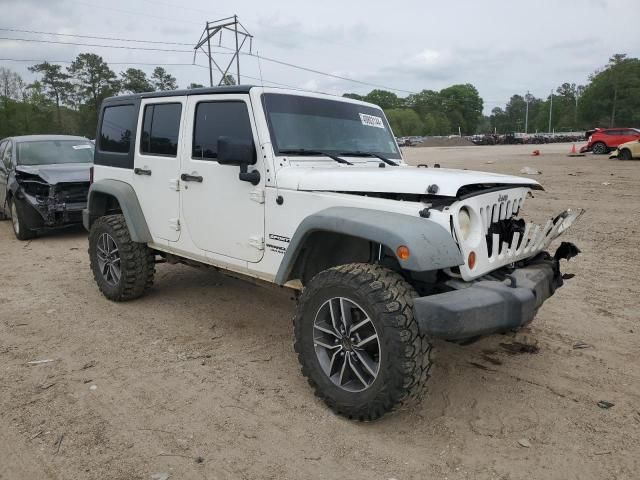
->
(95, 101), (140, 169)
(100, 105), (136, 153)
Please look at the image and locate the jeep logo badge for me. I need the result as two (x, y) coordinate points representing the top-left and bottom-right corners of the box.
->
(498, 194), (508, 202)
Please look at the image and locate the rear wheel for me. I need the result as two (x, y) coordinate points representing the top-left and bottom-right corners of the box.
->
(294, 263), (432, 420)
(592, 142), (608, 155)
(9, 198), (36, 241)
(88, 214), (155, 301)
(619, 148), (632, 160)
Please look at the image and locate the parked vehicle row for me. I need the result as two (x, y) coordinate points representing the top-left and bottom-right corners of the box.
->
(471, 133), (586, 146)
(2, 85), (584, 421)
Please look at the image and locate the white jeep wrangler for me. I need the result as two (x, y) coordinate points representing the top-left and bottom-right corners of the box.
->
(84, 86), (582, 420)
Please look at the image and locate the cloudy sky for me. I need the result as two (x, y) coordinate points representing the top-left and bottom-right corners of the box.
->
(1, 0), (638, 112)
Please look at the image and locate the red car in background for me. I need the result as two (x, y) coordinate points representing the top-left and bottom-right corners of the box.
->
(582, 128), (640, 154)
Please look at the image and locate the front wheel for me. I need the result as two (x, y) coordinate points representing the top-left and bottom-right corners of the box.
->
(88, 214), (155, 301)
(619, 148), (632, 160)
(9, 198), (36, 241)
(592, 142), (608, 155)
(294, 263), (432, 420)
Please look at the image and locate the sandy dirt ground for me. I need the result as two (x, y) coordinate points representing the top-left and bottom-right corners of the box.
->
(1, 144), (639, 480)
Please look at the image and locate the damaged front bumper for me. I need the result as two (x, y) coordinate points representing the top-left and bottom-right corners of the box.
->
(15, 184), (87, 230)
(414, 243), (580, 340)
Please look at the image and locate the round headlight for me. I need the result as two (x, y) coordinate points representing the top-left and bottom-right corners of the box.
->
(458, 207), (472, 240)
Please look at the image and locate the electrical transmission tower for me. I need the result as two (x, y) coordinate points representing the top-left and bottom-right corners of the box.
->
(193, 15), (253, 87)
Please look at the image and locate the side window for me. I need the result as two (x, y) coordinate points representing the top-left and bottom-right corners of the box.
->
(0, 142), (6, 168)
(100, 105), (135, 153)
(141, 103), (182, 156)
(192, 101), (253, 160)
(2, 142), (12, 169)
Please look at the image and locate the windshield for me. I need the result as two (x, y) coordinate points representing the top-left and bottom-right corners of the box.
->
(17, 140), (94, 166)
(262, 93), (401, 160)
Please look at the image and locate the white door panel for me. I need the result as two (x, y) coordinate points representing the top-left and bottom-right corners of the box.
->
(180, 94), (265, 263)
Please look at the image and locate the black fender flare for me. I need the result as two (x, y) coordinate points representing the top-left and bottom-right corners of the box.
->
(83, 179), (152, 243)
(274, 207), (463, 285)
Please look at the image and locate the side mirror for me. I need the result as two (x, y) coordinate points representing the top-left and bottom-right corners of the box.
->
(217, 137), (260, 185)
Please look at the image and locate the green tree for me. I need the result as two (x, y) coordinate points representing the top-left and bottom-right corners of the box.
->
(68, 54), (119, 109)
(439, 84), (483, 134)
(68, 53), (120, 136)
(343, 93), (364, 101)
(151, 67), (178, 91)
(28, 62), (72, 127)
(408, 90), (441, 118)
(579, 54), (640, 127)
(364, 89), (401, 110)
(385, 108), (423, 136)
(187, 82), (205, 89)
(120, 68), (153, 93)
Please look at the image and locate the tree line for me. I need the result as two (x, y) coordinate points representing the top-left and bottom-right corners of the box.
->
(0, 53), (217, 139)
(0, 52), (638, 140)
(489, 55), (640, 134)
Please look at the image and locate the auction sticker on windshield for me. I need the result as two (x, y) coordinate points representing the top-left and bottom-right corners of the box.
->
(359, 113), (385, 129)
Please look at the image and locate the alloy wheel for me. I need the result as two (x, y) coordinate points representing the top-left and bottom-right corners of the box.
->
(96, 232), (121, 286)
(11, 202), (19, 235)
(313, 297), (381, 392)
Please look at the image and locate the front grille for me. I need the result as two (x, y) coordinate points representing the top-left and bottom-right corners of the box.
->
(55, 182), (90, 204)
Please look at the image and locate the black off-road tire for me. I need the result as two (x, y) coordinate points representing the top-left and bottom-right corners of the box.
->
(88, 214), (155, 301)
(619, 148), (632, 160)
(592, 142), (608, 155)
(294, 263), (432, 420)
(9, 197), (37, 241)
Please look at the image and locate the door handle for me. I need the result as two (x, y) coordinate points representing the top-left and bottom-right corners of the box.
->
(134, 167), (152, 176)
(181, 173), (203, 183)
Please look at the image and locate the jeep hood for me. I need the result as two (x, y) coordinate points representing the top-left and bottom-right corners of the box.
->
(276, 166), (542, 197)
(15, 163), (92, 184)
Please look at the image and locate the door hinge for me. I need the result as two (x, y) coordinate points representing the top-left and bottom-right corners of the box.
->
(248, 235), (264, 250)
(169, 218), (181, 231)
(250, 188), (265, 204)
(168, 178), (180, 191)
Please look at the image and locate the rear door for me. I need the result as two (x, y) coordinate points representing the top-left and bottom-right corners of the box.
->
(133, 99), (184, 242)
(180, 94), (265, 262)
(0, 140), (8, 213)
(621, 129), (640, 144)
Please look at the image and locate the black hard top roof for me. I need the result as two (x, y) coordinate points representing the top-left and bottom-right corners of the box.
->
(103, 84), (255, 104)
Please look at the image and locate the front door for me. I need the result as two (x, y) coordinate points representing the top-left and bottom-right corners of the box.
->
(180, 94), (265, 263)
(0, 141), (8, 214)
(133, 99), (184, 242)
(0, 140), (13, 215)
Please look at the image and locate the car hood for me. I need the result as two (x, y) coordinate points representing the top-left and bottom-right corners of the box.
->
(275, 165), (542, 197)
(15, 163), (92, 184)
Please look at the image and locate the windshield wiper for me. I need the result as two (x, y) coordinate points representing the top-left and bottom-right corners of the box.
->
(278, 149), (353, 165)
(338, 151), (398, 166)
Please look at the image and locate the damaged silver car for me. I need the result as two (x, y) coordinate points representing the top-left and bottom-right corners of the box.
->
(0, 135), (94, 240)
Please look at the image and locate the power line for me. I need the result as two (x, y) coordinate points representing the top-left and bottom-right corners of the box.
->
(0, 27), (417, 94)
(0, 36), (195, 53)
(0, 27), (193, 46)
(69, 0), (200, 26)
(242, 51), (416, 95)
(0, 58), (201, 66)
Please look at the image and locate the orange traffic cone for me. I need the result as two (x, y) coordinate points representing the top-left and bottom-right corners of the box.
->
(568, 143), (585, 157)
